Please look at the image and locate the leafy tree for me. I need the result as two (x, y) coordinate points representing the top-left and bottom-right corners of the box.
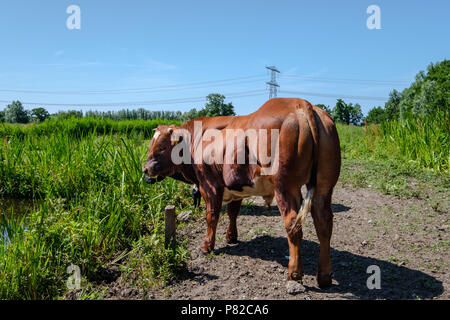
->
(399, 74), (424, 117)
(54, 110), (83, 119)
(332, 99), (351, 124)
(198, 94), (236, 117)
(182, 108), (199, 121)
(412, 80), (439, 116)
(31, 107), (50, 123)
(4, 101), (29, 123)
(316, 104), (332, 115)
(385, 89), (402, 120)
(332, 99), (363, 125)
(350, 103), (363, 125)
(0, 110), (4, 122)
(424, 60), (450, 113)
(385, 59), (449, 119)
(366, 106), (385, 124)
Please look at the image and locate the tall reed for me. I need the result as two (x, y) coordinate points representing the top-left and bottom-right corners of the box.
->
(365, 111), (449, 172)
(0, 120), (192, 299)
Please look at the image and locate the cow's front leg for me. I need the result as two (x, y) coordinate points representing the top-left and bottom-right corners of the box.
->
(226, 200), (242, 244)
(200, 187), (224, 254)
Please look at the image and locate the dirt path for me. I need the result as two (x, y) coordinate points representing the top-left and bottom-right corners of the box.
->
(141, 183), (449, 300)
(93, 183), (448, 300)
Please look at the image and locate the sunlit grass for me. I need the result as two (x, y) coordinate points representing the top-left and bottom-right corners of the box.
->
(0, 119), (192, 299)
(0, 114), (448, 299)
(337, 110), (449, 173)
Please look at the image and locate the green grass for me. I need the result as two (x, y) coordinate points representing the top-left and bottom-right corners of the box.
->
(0, 117), (179, 140)
(0, 119), (192, 299)
(363, 111), (448, 172)
(336, 122), (449, 200)
(0, 115), (448, 299)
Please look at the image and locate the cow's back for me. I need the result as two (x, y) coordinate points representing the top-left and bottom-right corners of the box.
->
(181, 97), (340, 197)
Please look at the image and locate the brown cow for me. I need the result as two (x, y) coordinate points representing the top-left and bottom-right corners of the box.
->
(143, 98), (341, 288)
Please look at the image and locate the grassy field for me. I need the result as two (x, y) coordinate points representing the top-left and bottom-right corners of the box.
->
(368, 111), (448, 172)
(0, 118), (192, 299)
(0, 117), (180, 140)
(338, 121), (448, 197)
(0, 116), (448, 299)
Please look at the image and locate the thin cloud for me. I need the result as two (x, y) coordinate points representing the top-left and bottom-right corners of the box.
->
(143, 58), (176, 71)
(36, 58), (175, 71)
(36, 61), (103, 68)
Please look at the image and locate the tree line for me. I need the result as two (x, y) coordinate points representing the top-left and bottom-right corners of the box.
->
(1, 60), (447, 126)
(0, 93), (236, 124)
(314, 60), (448, 125)
(0, 94), (367, 126)
(316, 100), (363, 125)
(365, 60), (449, 124)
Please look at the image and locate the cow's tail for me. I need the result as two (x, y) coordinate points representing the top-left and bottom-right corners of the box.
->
(291, 102), (319, 233)
(292, 187), (314, 233)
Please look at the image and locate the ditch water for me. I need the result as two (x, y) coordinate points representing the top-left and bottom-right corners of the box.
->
(0, 198), (37, 245)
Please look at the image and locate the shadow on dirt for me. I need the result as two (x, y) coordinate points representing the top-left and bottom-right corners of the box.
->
(214, 235), (443, 299)
(238, 205), (279, 217)
(239, 203), (351, 217)
(331, 203), (351, 213)
(174, 267), (219, 285)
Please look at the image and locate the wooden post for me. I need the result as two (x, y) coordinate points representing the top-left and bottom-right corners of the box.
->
(164, 205), (176, 249)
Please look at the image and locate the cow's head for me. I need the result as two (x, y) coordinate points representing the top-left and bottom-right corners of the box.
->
(142, 125), (180, 184)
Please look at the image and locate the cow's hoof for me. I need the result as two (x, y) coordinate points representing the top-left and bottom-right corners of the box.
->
(287, 272), (303, 282)
(317, 273), (332, 288)
(226, 237), (238, 244)
(200, 247), (212, 256)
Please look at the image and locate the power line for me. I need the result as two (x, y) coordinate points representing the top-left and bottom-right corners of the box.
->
(279, 90), (388, 102)
(1, 89), (388, 108)
(0, 90), (267, 107)
(0, 71), (402, 108)
(280, 74), (410, 86)
(0, 74), (266, 95)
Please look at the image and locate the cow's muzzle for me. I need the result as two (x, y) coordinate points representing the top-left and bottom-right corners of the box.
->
(144, 175), (156, 184)
(143, 173), (166, 184)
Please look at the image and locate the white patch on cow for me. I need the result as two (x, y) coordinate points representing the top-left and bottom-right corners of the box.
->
(293, 188), (314, 228)
(153, 130), (161, 140)
(222, 176), (274, 204)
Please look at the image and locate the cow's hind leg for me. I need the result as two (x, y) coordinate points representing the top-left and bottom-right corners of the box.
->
(275, 189), (303, 281)
(311, 191), (334, 288)
(226, 200), (242, 244)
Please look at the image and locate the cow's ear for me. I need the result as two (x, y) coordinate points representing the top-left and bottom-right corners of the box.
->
(168, 128), (173, 134)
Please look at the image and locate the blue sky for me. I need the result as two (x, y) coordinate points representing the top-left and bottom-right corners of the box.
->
(0, 0), (448, 116)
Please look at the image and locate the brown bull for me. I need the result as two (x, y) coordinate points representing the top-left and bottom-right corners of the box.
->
(143, 98), (341, 288)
